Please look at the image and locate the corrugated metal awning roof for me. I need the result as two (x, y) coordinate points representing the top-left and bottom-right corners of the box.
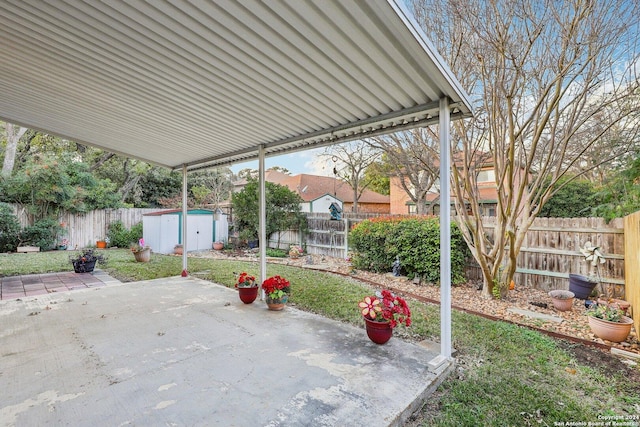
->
(0, 0), (472, 171)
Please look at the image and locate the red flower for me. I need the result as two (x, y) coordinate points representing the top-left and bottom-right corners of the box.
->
(358, 290), (411, 329)
(261, 275), (290, 299)
(235, 272), (256, 288)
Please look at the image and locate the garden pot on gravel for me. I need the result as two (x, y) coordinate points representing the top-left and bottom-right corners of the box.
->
(568, 274), (597, 299)
(586, 304), (633, 343)
(588, 315), (633, 343)
(548, 290), (574, 312)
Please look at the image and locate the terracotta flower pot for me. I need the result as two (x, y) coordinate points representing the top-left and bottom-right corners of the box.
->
(363, 317), (393, 345)
(96, 240), (107, 249)
(238, 287), (258, 304)
(266, 295), (288, 311)
(588, 315), (633, 343)
(133, 248), (151, 262)
(548, 290), (574, 312)
(213, 242), (224, 250)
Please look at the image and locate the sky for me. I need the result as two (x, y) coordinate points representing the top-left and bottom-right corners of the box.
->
(230, 147), (337, 177)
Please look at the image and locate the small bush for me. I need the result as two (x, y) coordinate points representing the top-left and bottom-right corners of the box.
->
(107, 220), (143, 248)
(130, 222), (143, 242)
(19, 218), (62, 251)
(349, 216), (468, 284)
(266, 248), (288, 258)
(0, 203), (21, 252)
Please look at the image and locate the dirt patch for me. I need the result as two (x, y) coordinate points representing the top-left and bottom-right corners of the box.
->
(557, 339), (640, 384)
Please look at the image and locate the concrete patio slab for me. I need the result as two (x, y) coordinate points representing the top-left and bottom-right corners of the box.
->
(0, 276), (450, 427)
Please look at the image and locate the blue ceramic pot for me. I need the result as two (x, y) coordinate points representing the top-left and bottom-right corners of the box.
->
(568, 274), (597, 299)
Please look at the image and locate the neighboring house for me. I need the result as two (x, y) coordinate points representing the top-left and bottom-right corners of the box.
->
(390, 160), (500, 216)
(234, 170), (390, 214)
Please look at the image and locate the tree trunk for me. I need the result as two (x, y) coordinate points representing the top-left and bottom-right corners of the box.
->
(2, 123), (27, 177)
(352, 185), (359, 213)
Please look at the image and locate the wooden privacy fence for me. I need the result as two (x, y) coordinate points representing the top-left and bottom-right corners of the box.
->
(304, 216), (350, 258)
(59, 208), (157, 249)
(270, 213), (378, 258)
(623, 211), (640, 340)
(271, 214), (629, 300)
(464, 217), (625, 298)
(10, 205), (156, 249)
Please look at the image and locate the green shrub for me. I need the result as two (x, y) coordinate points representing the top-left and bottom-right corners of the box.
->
(19, 218), (62, 251)
(130, 222), (143, 242)
(349, 216), (468, 284)
(266, 248), (288, 257)
(107, 220), (143, 248)
(0, 203), (21, 252)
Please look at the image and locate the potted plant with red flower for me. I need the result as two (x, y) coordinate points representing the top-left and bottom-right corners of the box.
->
(359, 290), (411, 344)
(261, 275), (290, 311)
(235, 272), (258, 304)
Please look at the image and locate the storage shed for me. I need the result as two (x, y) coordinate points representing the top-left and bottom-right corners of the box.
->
(143, 209), (228, 254)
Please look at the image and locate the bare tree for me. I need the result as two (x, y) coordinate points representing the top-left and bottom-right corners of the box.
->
(1, 122), (28, 177)
(411, 0), (640, 297)
(366, 128), (440, 214)
(323, 141), (381, 212)
(197, 167), (234, 209)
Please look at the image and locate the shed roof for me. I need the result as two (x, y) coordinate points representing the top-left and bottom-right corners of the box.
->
(0, 0), (471, 171)
(143, 208), (215, 216)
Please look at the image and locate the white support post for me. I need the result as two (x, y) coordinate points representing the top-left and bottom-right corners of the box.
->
(181, 164), (188, 277)
(439, 97), (452, 359)
(258, 145), (267, 298)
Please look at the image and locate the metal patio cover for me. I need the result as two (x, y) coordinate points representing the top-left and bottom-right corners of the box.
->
(0, 0), (471, 171)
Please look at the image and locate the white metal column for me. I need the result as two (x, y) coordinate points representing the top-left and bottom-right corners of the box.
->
(181, 164), (188, 277)
(439, 97), (452, 359)
(258, 144), (267, 298)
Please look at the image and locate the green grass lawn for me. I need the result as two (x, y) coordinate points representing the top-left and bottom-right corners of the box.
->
(1, 249), (638, 425)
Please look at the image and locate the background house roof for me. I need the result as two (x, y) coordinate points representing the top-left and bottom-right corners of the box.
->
(0, 0), (471, 171)
(266, 171), (389, 204)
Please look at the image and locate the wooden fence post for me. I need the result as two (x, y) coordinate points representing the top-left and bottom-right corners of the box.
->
(623, 212), (640, 340)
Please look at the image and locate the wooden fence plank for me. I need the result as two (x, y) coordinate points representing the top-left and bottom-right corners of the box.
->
(465, 217), (625, 298)
(10, 206), (157, 250)
(623, 212), (640, 341)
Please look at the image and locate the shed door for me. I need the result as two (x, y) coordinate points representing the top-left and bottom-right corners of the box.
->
(186, 215), (213, 251)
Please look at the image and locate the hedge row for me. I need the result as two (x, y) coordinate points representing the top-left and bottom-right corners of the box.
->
(348, 216), (468, 284)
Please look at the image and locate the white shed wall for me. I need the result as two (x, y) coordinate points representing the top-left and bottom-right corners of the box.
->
(214, 213), (229, 243)
(143, 215), (180, 254)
